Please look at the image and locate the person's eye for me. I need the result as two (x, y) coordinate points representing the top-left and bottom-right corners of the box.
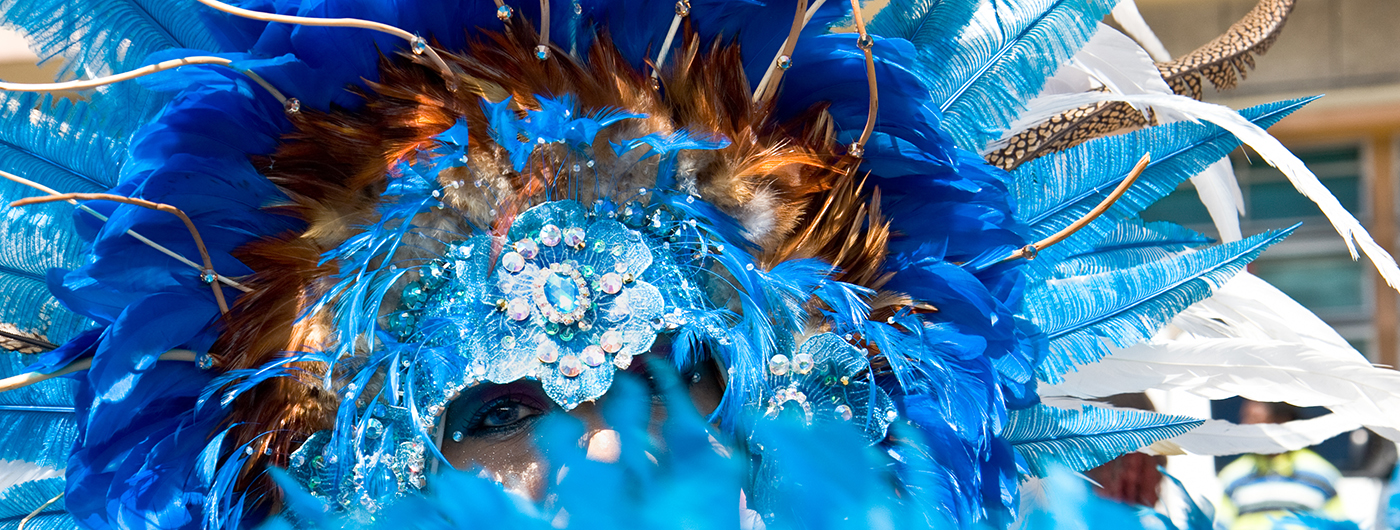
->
(467, 396), (544, 435)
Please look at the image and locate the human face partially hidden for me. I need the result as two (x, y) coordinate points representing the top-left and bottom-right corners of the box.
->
(439, 358), (725, 500)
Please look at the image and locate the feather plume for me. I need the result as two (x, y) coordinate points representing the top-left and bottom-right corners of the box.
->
(1004, 404), (1202, 477)
(1009, 91), (1400, 288)
(0, 355), (76, 470)
(1187, 159), (1245, 242)
(917, 0), (1118, 151)
(1013, 98), (1310, 279)
(985, 24), (1167, 170)
(1044, 338), (1400, 438)
(988, 0), (1294, 169)
(1144, 415), (1359, 457)
(1157, 0), (1296, 99)
(1027, 227), (1293, 382)
(1109, 0), (1171, 62)
(0, 477), (70, 530)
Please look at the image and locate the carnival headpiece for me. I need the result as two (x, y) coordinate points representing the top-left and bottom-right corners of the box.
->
(7, 0), (1400, 529)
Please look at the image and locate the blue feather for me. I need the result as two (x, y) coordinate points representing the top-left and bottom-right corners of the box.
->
(1013, 97), (1317, 281)
(866, 0), (979, 57)
(0, 355), (75, 469)
(1052, 220), (1213, 278)
(1027, 225), (1295, 382)
(0, 477), (73, 530)
(1004, 404), (1202, 477)
(916, 0), (1118, 150)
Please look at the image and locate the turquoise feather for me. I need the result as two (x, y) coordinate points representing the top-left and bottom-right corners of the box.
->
(1013, 97), (1317, 282)
(0, 477), (71, 530)
(917, 0), (1118, 150)
(1027, 225), (1295, 382)
(1052, 220), (1213, 278)
(0, 355), (75, 469)
(1005, 404), (1201, 477)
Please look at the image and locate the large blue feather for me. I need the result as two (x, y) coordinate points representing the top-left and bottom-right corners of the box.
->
(1004, 404), (1201, 477)
(866, 0), (978, 57)
(1027, 225), (1295, 382)
(1013, 97), (1316, 281)
(0, 477), (73, 530)
(917, 0), (1118, 151)
(1052, 219), (1213, 278)
(0, 355), (75, 470)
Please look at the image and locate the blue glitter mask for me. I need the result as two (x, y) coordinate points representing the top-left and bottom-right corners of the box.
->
(392, 200), (681, 410)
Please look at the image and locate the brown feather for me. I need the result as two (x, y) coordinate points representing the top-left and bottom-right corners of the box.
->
(985, 0), (1295, 170)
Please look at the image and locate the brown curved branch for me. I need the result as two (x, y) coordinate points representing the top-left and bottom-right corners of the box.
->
(1004, 153), (1151, 262)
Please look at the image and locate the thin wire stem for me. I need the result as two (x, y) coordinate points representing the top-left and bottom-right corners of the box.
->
(0, 170), (252, 294)
(13, 193), (232, 314)
(1002, 153), (1153, 262)
(849, 0), (877, 151)
(538, 0), (552, 57)
(0, 56), (288, 104)
(752, 0), (810, 103)
(16, 492), (62, 530)
(194, 0), (454, 79)
(0, 350), (198, 393)
(652, 2), (690, 80)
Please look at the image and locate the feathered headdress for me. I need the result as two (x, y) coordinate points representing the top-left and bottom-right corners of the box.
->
(1, 0), (1400, 529)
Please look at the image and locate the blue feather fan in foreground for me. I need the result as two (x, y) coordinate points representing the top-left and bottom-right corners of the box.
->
(0, 0), (1371, 529)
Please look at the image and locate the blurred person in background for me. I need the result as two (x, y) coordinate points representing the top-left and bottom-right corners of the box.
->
(1218, 400), (1348, 529)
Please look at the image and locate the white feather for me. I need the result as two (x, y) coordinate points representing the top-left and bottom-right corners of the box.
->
(1188, 159), (1245, 242)
(1001, 91), (1400, 289)
(1109, 0), (1172, 62)
(1061, 24), (1172, 100)
(1144, 415), (1360, 457)
(1042, 338), (1400, 438)
(1166, 273), (1360, 357)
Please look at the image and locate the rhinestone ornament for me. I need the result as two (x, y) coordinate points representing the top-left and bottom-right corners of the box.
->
(535, 45), (551, 60)
(559, 355), (584, 377)
(599, 330), (623, 353)
(515, 239), (540, 259)
(768, 354), (791, 376)
(507, 298), (531, 321)
(284, 98), (301, 114)
(836, 404), (854, 421)
(777, 55), (792, 70)
(501, 251), (526, 273)
(613, 353), (633, 370)
(539, 224), (563, 246)
(581, 345), (605, 367)
(675, 0), (690, 16)
(599, 272), (624, 294)
(536, 341), (559, 363)
(792, 352), (814, 374)
(496, 5), (513, 20)
(563, 227), (586, 248)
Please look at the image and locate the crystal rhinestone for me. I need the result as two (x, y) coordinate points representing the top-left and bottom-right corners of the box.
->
(563, 227), (586, 248)
(886, 409), (898, 421)
(675, 0), (690, 16)
(501, 251), (526, 273)
(572, 164), (582, 172)
(402, 284), (427, 306)
(1020, 243), (1039, 260)
(496, 5), (513, 20)
(581, 345), (605, 367)
(768, 354), (791, 376)
(559, 355), (584, 377)
(613, 352), (633, 370)
(543, 272), (582, 313)
(200, 270), (217, 284)
(515, 239), (540, 259)
(284, 98), (301, 114)
(537, 341), (559, 363)
(848, 141), (865, 158)
(507, 298), (531, 321)
(792, 353), (814, 374)
(365, 418), (384, 439)
(535, 45), (551, 60)
(501, 336), (516, 349)
(857, 34), (874, 50)
(777, 55), (792, 70)
(574, 1), (583, 15)
(451, 431), (464, 442)
(196, 354), (214, 370)
(539, 224), (563, 246)
(599, 330), (624, 353)
(836, 404), (854, 421)
(599, 272), (624, 295)
(411, 36), (428, 55)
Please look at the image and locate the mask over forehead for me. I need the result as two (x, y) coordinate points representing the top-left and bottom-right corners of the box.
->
(283, 72), (897, 508)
